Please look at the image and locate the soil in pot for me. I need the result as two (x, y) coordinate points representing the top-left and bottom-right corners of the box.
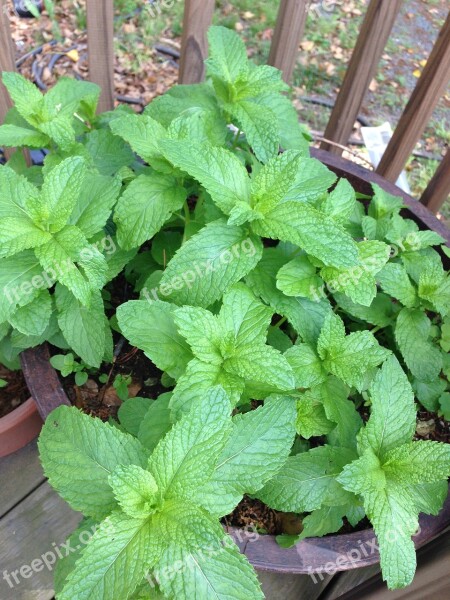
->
(0, 364), (30, 419)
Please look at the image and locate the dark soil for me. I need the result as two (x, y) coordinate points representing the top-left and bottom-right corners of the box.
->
(0, 365), (30, 419)
(60, 341), (166, 421)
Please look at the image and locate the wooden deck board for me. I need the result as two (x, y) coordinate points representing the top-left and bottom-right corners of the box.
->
(0, 440), (45, 519)
(0, 480), (81, 600)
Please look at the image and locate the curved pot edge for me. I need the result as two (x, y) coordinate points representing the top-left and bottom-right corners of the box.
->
(0, 396), (43, 458)
(20, 151), (450, 574)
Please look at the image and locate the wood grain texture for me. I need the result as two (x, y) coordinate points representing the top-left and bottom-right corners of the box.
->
(179, 0), (215, 84)
(268, 0), (309, 83)
(0, 440), (45, 519)
(0, 482), (81, 600)
(321, 0), (402, 153)
(86, 0), (114, 112)
(0, 2), (17, 160)
(257, 569), (333, 600)
(20, 345), (71, 421)
(420, 148), (450, 214)
(331, 530), (450, 599)
(377, 11), (450, 181)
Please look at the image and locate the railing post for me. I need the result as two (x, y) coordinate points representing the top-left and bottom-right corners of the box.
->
(268, 0), (309, 83)
(420, 149), (450, 215)
(321, 0), (402, 154)
(0, 1), (31, 163)
(377, 10), (450, 182)
(179, 0), (215, 84)
(86, 0), (115, 112)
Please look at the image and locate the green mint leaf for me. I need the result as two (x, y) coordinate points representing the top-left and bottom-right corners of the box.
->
(85, 129), (135, 176)
(236, 64), (288, 99)
(159, 219), (262, 308)
(145, 83), (219, 128)
(0, 123), (49, 147)
(218, 282), (272, 347)
(383, 441), (450, 484)
(2, 72), (43, 124)
(69, 173), (121, 238)
(206, 25), (249, 84)
(252, 201), (359, 269)
(246, 247), (331, 346)
(317, 312), (391, 390)
(8, 290), (52, 337)
(167, 106), (228, 147)
(114, 173), (186, 250)
(38, 405), (148, 519)
(321, 240), (391, 307)
(358, 356), (416, 459)
(55, 285), (107, 368)
(35, 225), (108, 305)
(319, 377), (362, 449)
(377, 263), (418, 307)
(117, 300), (193, 380)
(225, 343), (295, 398)
(295, 391), (334, 439)
(109, 465), (159, 518)
(174, 305), (223, 364)
(257, 445), (356, 513)
(35, 156), (87, 232)
(156, 542), (263, 600)
(417, 261), (450, 316)
(250, 150), (303, 213)
(118, 397), (153, 437)
(228, 100), (279, 163)
(395, 307), (443, 382)
(413, 378), (447, 412)
(54, 518), (97, 596)
(110, 114), (170, 170)
(368, 184), (404, 219)
(195, 396), (296, 517)
(0, 215), (51, 259)
(161, 140), (251, 215)
(148, 386), (232, 502)
(42, 77), (100, 121)
(59, 511), (155, 600)
(251, 93), (310, 154)
(137, 393), (173, 452)
(321, 178), (357, 222)
(276, 255), (323, 300)
(285, 343), (327, 388)
(333, 292), (396, 328)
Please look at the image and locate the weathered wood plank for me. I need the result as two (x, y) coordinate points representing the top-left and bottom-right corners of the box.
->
(0, 2), (16, 160)
(257, 569), (333, 600)
(377, 11), (450, 181)
(420, 147), (450, 214)
(0, 440), (45, 519)
(329, 530), (450, 599)
(0, 482), (81, 600)
(321, 0), (402, 153)
(86, 0), (115, 112)
(179, 0), (215, 84)
(320, 564), (381, 599)
(268, 0), (309, 83)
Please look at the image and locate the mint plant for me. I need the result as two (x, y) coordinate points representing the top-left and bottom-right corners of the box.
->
(0, 23), (448, 596)
(39, 387), (296, 599)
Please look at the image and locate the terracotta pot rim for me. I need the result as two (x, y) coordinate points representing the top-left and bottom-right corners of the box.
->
(20, 152), (450, 573)
(0, 396), (43, 457)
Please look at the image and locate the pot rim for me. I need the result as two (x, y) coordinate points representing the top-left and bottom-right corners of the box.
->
(0, 396), (43, 458)
(20, 151), (450, 573)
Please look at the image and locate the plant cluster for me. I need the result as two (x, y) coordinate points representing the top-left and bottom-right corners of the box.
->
(1, 25), (449, 599)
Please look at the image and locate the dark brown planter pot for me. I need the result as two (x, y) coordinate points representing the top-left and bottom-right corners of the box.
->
(0, 396), (43, 458)
(20, 152), (450, 589)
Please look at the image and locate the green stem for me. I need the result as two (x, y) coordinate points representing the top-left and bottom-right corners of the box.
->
(232, 128), (241, 150)
(182, 201), (190, 244)
(370, 325), (382, 335)
(273, 316), (287, 329)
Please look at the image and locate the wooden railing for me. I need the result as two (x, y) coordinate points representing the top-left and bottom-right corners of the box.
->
(0, 0), (449, 213)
